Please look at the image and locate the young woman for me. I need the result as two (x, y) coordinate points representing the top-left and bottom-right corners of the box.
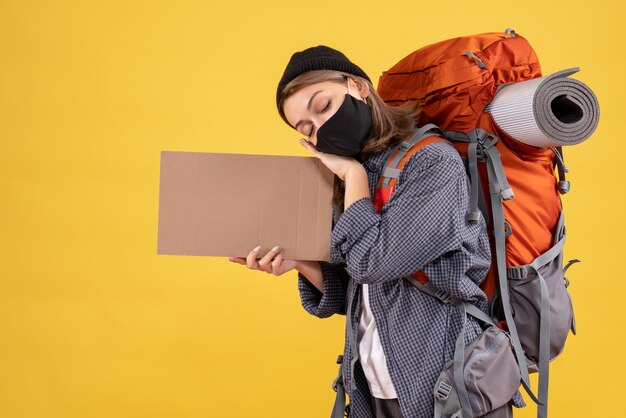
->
(228, 46), (519, 418)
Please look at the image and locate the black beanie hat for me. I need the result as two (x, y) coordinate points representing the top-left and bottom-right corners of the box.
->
(276, 45), (371, 109)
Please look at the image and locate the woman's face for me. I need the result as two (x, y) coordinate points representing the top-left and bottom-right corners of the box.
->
(282, 77), (369, 146)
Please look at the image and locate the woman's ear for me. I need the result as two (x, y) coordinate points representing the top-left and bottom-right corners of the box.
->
(350, 77), (370, 101)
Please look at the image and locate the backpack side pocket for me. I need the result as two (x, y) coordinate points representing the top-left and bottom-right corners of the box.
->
(506, 211), (575, 368)
(433, 326), (521, 418)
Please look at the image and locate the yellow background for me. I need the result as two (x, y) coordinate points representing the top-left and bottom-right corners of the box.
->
(1, 0), (623, 417)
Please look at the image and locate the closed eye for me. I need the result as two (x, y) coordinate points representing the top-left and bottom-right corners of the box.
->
(305, 100), (331, 137)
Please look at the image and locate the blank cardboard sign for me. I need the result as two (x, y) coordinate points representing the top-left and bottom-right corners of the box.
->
(157, 151), (334, 261)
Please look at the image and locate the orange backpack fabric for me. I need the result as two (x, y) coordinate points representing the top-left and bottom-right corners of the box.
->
(377, 30), (561, 301)
(377, 30), (541, 132)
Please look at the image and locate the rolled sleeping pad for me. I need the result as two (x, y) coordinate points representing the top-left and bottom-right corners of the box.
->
(485, 68), (599, 148)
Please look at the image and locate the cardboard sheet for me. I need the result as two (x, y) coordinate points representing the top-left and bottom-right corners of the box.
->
(157, 151), (334, 261)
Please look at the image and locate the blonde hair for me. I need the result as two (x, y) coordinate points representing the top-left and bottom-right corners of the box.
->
(277, 69), (420, 207)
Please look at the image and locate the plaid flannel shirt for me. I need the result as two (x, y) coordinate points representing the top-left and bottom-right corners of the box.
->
(297, 140), (524, 417)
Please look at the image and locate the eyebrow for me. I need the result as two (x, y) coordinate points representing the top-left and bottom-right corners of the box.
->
(294, 90), (323, 130)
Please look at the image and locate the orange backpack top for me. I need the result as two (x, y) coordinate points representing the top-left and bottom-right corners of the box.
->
(377, 29), (561, 277)
(374, 29), (580, 418)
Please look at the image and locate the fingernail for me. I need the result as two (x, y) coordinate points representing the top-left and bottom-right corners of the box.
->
(253, 245), (261, 252)
(272, 245), (280, 252)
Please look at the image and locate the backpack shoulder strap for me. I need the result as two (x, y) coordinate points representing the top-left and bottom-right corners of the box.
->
(377, 124), (445, 189)
(373, 124), (445, 212)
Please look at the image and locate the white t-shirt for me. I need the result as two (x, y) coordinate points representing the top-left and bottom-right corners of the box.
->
(357, 283), (398, 399)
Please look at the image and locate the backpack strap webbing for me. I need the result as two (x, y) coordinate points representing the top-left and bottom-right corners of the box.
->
(331, 355), (347, 418)
(443, 129), (515, 223)
(553, 146), (571, 194)
(506, 211), (567, 418)
(483, 145), (544, 409)
(378, 123), (445, 188)
(373, 124), (445, 213)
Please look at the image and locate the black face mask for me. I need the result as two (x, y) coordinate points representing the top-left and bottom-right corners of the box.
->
(315, 93), (372, 156)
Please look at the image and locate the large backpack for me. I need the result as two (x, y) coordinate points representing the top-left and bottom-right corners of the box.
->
(373, 29), (584, 418)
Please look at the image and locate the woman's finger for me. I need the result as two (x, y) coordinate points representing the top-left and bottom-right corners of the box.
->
(258, 245), (281, 272)
(271, 250), (285, 275)
(246, 246), (262, 269)
(300, 138), (320, 156)
(228, 256), (247, 265)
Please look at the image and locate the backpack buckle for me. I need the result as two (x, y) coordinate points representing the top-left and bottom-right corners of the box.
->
(400, 141), (413, 151)
(435, 380), (453, 401)
(507, 266), (529, 280)
(466, 210), (481, 223)
(474, 130), (498, 148)
(434, 288), (454, 304)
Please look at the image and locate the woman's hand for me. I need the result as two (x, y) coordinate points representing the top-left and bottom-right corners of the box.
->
(228, 246), (324, 291)
(300, 138), (370, 210)
(228, 245), (298, 276)
(299, 138), (362, 181)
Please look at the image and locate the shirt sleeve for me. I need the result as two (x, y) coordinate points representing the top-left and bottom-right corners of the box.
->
(329, 141), (490, 301)
(297, 261), (349, 318)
